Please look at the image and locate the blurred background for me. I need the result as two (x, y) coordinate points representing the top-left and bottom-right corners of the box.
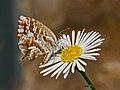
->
(0, 0), (120, 90)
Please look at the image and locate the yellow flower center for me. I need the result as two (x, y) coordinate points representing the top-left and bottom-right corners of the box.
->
(61, 45), (82, 62)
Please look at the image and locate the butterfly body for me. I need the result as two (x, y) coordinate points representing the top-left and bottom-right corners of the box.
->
(18, 16), (59, 64)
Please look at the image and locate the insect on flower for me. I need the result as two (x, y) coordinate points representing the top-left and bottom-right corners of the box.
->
(40, 29), (104, 79)
(17, 16), (59, 64)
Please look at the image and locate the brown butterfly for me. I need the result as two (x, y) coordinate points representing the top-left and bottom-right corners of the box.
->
(17, 16), (59, 64)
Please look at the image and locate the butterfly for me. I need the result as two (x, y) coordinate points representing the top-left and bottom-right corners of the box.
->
(17, 16), (60, 64)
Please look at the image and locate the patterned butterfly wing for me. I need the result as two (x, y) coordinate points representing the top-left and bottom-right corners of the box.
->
(18, 16), (58, 64)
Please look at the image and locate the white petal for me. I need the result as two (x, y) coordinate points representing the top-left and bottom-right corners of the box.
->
(79, 31), (93, 45)
(39, 58), (60, 68)
(67, 35), (71, 46)
(72, 30), (75, 45)
(40, 62), (63, 74)
(51, 63), (68, 78)
(83, 39), (102, 50)
(81, 33), (101, 47)
(63, 62), (72, 74)
(81, 32), (99, 47)
(76, 60), (85, 72)
(78, 33), (86, 45)
(83, 53), (100, 56)
(55, 63), (69, 79)
(71, 61), (77, 73)
(81, 54), (97, 60)
(77, 28), (85, 45)
(85, 38), (104, 50)
(43, 62), (64, 77)
(75, 31), (81, 45)
(83, 48), (101, 53)
(43, 64), (62, 76)
(85, 34), (101, 47)
(85, 42), (103, 51)
(64, 69), (70, 79)
(78, 59), (87, 66)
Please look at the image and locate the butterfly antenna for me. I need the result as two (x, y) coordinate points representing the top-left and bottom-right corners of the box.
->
(57, 28), (71, 37)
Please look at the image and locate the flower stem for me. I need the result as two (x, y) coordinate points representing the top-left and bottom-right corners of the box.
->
(77, 69), (96, 90)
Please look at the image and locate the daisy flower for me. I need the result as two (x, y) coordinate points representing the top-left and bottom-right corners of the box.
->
(39, 29), (104, 79)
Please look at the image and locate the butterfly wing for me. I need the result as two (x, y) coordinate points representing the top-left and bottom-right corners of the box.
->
(18, 16), (58, 64)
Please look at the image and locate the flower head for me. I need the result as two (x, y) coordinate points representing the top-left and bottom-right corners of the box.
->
(39, 29), (104, 79)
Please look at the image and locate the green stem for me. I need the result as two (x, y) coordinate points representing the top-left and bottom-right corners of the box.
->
(77, 69), (96, 90)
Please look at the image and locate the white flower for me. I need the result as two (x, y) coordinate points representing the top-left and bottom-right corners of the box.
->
(39, 29), (104, 79)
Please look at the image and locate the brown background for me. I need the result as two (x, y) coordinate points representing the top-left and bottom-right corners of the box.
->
(15, 0), (120, 90)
